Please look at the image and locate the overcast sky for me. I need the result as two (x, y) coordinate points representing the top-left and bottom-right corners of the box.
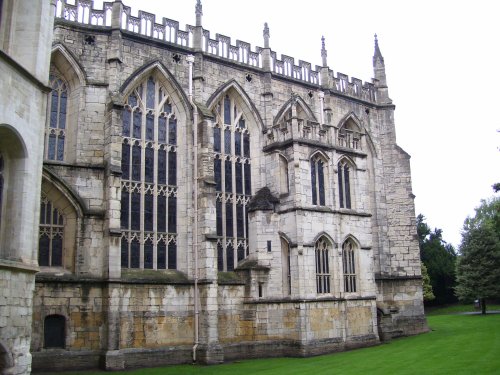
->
(93, 0), (500, 247)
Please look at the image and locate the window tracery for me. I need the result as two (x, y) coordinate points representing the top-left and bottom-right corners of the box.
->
(120, 75), (178, 270)
(38, 196), (64, 267)
(213, 94), (251, 271)
(342, 239), (357, 292)
(45, 75), (68, 161)
(315, 238), (331, 294)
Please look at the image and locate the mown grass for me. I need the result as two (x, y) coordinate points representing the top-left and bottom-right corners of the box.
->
(425, 303), (500, 316)
(40, 308), (500, 375)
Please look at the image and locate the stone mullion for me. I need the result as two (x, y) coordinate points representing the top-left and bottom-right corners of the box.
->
(140, 100), (146, 269)
(152, 83), (159, 270)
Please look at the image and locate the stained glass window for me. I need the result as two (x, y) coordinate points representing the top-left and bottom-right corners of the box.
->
(342, 240), (357, 292)
(213, 95), (252, 271)
(121, 76), (178, 270)
(338, 160), (352, 209)
(38, 196), (64, 267)
(315, 238), (331, 294)
(311, 155), (326, 206)
(45, 76), (68, 161)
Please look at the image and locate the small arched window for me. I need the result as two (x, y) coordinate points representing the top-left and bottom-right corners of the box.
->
(342, 239), (357, 293)
(338, 159), (352, 209)
(213, 94), (252, 271)
(45, 76), (68, 161)
(281, 237), (291, 295)
(311, 155), (326, 206)
(279, 155), (289, 195)
(315, 238), (331, 294)
(44, 315), (65, 349)
(38, 196), (64, 267)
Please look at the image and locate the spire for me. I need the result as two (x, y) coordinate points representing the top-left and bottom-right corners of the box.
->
(321, 36), (328, 67)
(263, 22), (270, 49)
(195, 0), (202, 27)
(373, 33), (384, 66)
(372, 34), (391, 104)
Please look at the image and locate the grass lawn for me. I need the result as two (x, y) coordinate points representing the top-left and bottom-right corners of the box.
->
(40, 308), (500, 375)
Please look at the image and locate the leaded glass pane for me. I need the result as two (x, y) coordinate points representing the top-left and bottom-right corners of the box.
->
(318, 160), (325, 206)
(168, 150), (176, 185)
(157, 195), (166, 232)
(237, 243), (245, 262)
(168, 197), (176, 233)
(121, 143), (130, 180)
(214, 127), (221, 152)
(146, 113), (154, 141)
(244, 162), (251, 195)
(226, 242), (234, 271)
(132, 144), (141, 181)
(234, 132), (241, 155)
(52, 235), (63, 266)
(338, 162), (344, 208)
(214, 157), (222, 191)
(311, 160), (317, 205)
(344, 166), (351, 209)
(48, 134), (56, 160)
(216, 200), (223, 236)
(226, 202), (233, 237)
(158, 115), (167, 143)
(158, 149), (166, 185)
(243, 133), (250, 157)
(131, 192), (140, 230)
(130, 239), (140, 268)
(224, 161), (232, 191)
(236, 204), (244, 238)
(50, 92), (59, 128)
(133, 110), (142, 138)
(57, 135), (65, 161)
(169, 117), (177, 145)
(144, 240), (153, 269)
(120, 190), (129, 229)
(38, 235), (50, 266)
(145, 147), (154, 183)
(157, 242), (166, 269)
(59, 93), (67, 129)
(224, 95), (231, 125)
(224, 129), (231, 154)
(146, 77), (155, 109)
(121, 238), (129, 267)
(123, 109), (131, 136)
(235, 162), (242, 194)
(144, 193), (153, 232)
(217, 242), (224, 271)
(168, 243), (176, 269)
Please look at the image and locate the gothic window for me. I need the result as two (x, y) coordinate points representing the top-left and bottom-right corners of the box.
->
(121, 75), (178, 270)
(342, 239), (357, 293)
(214, 94), (251, 271)
(44, 315), (65, 349)
(311, 155), (325, 206)
(281, 237), (291, 295)
(338, 160), (351, 209)
(315, 238), (330, 294)
(0, 154), (3, 231)
(45, 76), (68, 161)
(337, 119), (361, 150)
(279, 154), (289, 195)
(38, 196), (64, 267)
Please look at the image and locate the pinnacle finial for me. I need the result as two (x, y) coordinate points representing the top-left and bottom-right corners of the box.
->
(263, 23), (270, 48)
(195, 0), (203, 26)
(321, 36), (328, 67)
(373, 32), (384, 66)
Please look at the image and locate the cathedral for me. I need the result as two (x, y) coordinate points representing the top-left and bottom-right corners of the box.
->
(0, 0), (428, 373)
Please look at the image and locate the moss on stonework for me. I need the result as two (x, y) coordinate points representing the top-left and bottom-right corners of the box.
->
(121, 269), (189, 284)
(217, 271), (244, 285)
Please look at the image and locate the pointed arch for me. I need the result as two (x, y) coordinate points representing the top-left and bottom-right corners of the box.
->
(312, 232), (336, 248)
(336, 154), (356, 168)
(42, 167), (85, 217)
(310, 150), (329, 206)
(315, 234), (332, 294)
(274, 94), (317, 126)
(341, 234), (362, 249)
(206, 79), (265, 132)
(0, 123), (27, 158)
(341, 235), (359, 293)
(310, 149), (329, 161)
(119, 60), (192, 120)
(337, 112), (363, 133)
(51, 44), (87, 89)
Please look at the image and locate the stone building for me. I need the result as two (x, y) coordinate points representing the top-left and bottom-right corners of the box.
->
(0, 1), (56, 374)
(2, 0), (428, 373)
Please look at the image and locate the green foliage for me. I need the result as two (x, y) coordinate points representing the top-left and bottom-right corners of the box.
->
(456, 197), (500, 310)
(417, 214), (457, 304)
(421, 263), (435, 302)
(55, 315), (500, 375)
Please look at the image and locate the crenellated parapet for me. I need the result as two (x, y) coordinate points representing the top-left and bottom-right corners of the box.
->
(54, 0), (380, 104)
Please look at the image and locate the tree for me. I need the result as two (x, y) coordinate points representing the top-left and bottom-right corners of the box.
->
(421, 263), (435, 302)
(417, 214), (457, 305)
(455, 197), (500, 314)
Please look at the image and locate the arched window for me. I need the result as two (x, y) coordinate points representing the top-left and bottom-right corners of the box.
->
(214, 94), (251, 271)
(315, 238), (330, 293)
(121, 75), (178, 270)
(45, 75), (68, 161)
(337, 118), (362, 150)
(38, 196), (64, 267)
(279, 154), (289, 195)
(0, 153), (3, 231)
(338, 159), (352, 209)
(281, 237), (291, 295)
(311, 154), (326, 206)
(342, 239), (357, 292)
(44, 315), (65, 349)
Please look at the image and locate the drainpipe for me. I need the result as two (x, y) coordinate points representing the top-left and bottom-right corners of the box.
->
(186, 54), (200, 362)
